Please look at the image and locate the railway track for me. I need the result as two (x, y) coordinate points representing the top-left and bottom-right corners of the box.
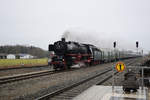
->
(0, 70), (54, 84)
(0, 65), (49, 71)
(0, 66), (84, 85)
(0, 58), (139, 86)
(35, 59), (138, 100)
(0, 65), (107, 85)
(0, 65), (102, 85)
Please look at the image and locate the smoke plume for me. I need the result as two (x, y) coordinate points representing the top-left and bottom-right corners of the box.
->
(61, 28), (140, 52)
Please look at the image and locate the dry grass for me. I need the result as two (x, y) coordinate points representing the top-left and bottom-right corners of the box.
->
(0, 58), (48, 69)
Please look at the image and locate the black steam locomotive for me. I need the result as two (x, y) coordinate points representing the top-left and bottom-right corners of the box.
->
(49, 38), (140, 70)
(49, 38), (102, 70)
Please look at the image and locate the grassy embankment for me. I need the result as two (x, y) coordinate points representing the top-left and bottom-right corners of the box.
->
(0, 58), (48, 69)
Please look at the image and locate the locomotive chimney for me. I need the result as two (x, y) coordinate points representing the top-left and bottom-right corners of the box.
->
(61, 38), (66, 42)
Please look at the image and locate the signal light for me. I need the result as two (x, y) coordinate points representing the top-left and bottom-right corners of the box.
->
(136, 41), (139, 48)
(113, 42), (116, 48)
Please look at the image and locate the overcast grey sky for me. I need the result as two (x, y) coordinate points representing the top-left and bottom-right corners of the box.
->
(0, 0), (150, 53)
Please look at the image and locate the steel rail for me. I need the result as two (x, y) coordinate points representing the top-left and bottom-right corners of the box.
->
(0, 70), (54, 84)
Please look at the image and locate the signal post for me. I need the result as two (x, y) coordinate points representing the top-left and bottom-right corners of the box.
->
(112, 41), (116, 91)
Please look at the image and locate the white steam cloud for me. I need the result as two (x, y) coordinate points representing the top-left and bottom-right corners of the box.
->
(61, 28), (140, 52)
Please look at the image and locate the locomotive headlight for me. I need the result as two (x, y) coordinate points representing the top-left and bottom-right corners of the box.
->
(62, 59), (65, 61)
(72, 57), (76, 59)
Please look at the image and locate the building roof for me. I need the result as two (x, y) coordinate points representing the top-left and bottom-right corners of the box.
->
(18, 54), (33, 57)
(0, 53), (7, 56)
(0, 53), (33, 57)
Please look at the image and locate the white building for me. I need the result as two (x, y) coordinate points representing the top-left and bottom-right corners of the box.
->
(7, 54), (16, 59)
(19, 54), (34, 59)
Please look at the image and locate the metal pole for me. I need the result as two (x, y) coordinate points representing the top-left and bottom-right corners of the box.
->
(112, 48), (115, 91)
(142, 67), (144, 90)
(112, 41), (116, 91)
(112, 63), (114, 91)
